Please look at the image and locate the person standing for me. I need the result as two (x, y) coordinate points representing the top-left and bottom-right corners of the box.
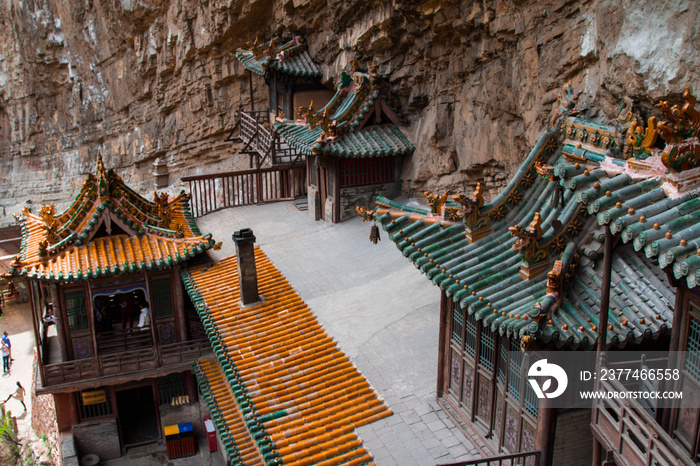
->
(4, 382), (25, 412)
(118, 294), (136, 330)
(1, 340), (9, 374)
(2, 331), (11, 361)
(137, 301), (151, 329)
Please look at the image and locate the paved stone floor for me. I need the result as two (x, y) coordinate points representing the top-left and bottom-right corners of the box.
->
(197, 200), (489, 465)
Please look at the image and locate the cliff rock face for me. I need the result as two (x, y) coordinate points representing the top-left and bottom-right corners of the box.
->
(0, 0), (698, 220)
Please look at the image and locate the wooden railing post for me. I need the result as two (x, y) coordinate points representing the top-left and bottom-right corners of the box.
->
(256, 171), (263, 203)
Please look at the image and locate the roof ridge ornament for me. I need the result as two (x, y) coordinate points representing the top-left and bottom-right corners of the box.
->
(551, 81), (579, 129)
(424, 190), (449, 217)
(625, 88), (700, 172)
(627, 116), (659, 160)
(509, 212), (549, 279)
(658, 88), (700, 171)
(39, 204), (60, 245)
(452, 183), (491, 242)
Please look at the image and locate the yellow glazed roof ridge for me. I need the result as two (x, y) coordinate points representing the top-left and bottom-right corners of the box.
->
(187, 247), (391, 465)
(13, 156), (214, 282)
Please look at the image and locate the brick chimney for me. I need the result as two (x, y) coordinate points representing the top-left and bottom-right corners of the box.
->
(232, 228), (260, 306)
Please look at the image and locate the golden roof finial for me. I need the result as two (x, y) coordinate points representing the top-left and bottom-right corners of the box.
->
(424, 190), (450, 215)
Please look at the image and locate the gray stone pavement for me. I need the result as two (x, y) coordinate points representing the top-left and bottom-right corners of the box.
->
(0, 298), (48, 461)
(197, 201), (487, 465)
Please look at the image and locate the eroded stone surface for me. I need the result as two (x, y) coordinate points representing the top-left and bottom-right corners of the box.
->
(0, 0), (699, 221)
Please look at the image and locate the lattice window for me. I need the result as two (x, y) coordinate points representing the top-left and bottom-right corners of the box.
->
(465, 313), (477, 358)
(684, 314), (700, 382)
(79, 387), (112, 420)
(498, 338), (508, 383)
(151, 276), (173, 318)
(480, 324), (495, 373)
(508, 343), (523, 402)
(65, 291), (88, 332)
(452, 306), (463, 347)
(523, 370), (539, 418)
(157, 373), (188, 405)
(340, 156), (395, 187)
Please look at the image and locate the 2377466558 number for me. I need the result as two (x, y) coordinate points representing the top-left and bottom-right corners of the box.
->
(598, 368), (680, 381)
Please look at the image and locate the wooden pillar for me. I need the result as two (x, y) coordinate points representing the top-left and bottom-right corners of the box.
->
(591, 225), (615, 465)
(592, 437), (601, 465)
(436, 291), (449, 398)
(332, 157), (341, 223)
(85, 281), (98, 369)
(144, 272), (161, 365)
(661, 285), (686, 430)
(49, 284), (69, 361)
(54, 392), (79, 432)
(28, 281), (46, 383)
(185, 370), (198, 403)
(173, 268), (189, 342)
(248, 70), (255, 112)
(535, 398), (557, 466)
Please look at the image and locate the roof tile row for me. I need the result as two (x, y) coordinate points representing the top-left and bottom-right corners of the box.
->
(184, 247), (390, 465)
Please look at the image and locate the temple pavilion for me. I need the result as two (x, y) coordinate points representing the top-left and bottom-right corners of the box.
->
(365, 86), (700, 466)
(274, 61), (415, 223)
(11, 156), (216, 461)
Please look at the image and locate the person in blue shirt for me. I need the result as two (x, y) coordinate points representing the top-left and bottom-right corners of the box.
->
(1, 332), (11, 361)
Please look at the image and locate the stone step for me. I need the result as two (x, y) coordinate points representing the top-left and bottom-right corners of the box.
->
(293, 198), (308, 211)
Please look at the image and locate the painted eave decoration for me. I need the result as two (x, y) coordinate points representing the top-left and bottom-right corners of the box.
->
(371, 86), (700, 351)
(11, 156), (217, 282)
(184, 247), (391, 466)
(235, 35), (322, 79)
(274, 62), (415, 159)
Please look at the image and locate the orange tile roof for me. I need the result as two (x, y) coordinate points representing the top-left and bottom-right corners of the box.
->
(185, 247), (391, 465)
(12, 156), (216, 282)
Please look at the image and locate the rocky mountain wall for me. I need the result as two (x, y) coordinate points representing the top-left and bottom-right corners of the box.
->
(0, 0), (698, 221)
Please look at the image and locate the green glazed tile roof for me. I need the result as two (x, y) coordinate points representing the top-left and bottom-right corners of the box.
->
(276, 123), (414, 158)
(374, 115), (683, 350)
(274, 70), (414, 158)
(235, 36), (322, 78)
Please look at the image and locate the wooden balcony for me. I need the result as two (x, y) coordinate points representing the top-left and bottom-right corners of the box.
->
(236, 108), (304, 166)
(36, 338), (213, 394)
(182, 165), (307, 217)
(591, 373), (693, 466)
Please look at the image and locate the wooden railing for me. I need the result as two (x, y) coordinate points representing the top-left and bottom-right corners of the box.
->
(591, 375), (693, 466)
(182, 165), (307, 218)
(437, 451), (540, 466)
(238, 108), (304, 166)
(41, 338), (213, 388)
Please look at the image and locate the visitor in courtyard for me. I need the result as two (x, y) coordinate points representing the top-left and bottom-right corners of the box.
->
(4, 382), (25, 412)
(2, 331), (11, 361)
(1, 341), (9, 374)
